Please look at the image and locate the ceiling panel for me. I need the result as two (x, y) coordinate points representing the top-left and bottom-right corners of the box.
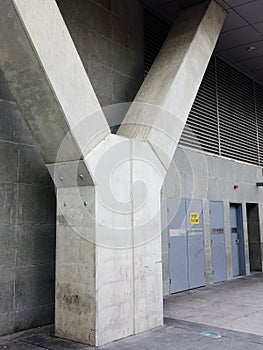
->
(216, 25), (262, 51)
(236, 55), (263, 71)
(158, 2), (180, 21)
(235, 1), (263, 24)
(218, 39), (263, 62)
(225, 0), (256, 7)
(221, 9), (248, 31)
(254, 21), (263, 35)
(141, 0), (263, 83)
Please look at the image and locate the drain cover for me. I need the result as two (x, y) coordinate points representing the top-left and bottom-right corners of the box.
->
(200, 331), (222, 339)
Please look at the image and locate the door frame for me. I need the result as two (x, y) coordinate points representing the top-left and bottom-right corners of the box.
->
(230, 203), (246, 276)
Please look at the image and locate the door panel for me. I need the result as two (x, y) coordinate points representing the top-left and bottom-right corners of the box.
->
(168, 198), (205, 293)
(231, 232), (240, 276)
(186, 199), (206, 289)
(230, 204), (244, 277)
(168, 199), (188, 293)
(169, 235), (188, 293)
(210, 201), (227, 283)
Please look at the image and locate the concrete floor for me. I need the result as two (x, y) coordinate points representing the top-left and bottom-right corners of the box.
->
(164, 273), (263, 336)
(1, 273), (263, 349)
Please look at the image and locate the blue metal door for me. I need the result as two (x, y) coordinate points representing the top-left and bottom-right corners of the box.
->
(210, 201), (227, 283)
(230, 205), (240, 276)
(186, 199), (206, 289)
(168, 198), (188, 293)
(233, 204), (246, 275)
(168, 198), (205, 293)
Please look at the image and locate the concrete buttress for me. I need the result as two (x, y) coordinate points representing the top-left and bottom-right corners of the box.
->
(0, 0), (226, 346)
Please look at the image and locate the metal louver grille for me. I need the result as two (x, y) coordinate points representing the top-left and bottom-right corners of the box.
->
(144, 8), (171, 76)
(255, 82), (263, 166)
(217, 59), (259, 165)
(144, 7), (263, 166)
(179, 57), (219, 154)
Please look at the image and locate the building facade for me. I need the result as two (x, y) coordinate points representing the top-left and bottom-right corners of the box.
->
(0, 0), (262, 346)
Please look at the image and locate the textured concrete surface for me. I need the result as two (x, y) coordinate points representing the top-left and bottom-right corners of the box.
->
(56, 0), (144, 130)
(0, 0), (225, 345)
(118, 1), (226, 170)
(53, 135), (165, 346)
(2, 316), (263, 350)
(164, 273), (263, 336)
(0, 99), (56, 336)
(0, 0), (110, 163)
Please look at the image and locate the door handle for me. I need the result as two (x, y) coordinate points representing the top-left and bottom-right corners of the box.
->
(235, 239), (240, 244)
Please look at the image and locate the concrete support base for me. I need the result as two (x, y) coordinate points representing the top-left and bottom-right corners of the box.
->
(52, 136), (165, 346)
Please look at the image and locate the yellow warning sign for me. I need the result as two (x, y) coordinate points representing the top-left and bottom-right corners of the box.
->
(190, 212), (199, 225)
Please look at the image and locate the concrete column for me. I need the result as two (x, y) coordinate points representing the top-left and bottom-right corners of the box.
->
(0, 0), (226, 346)
(52, 135), (165, 345)
(0, 0), (110, 163)
(118, 0), (226, 170)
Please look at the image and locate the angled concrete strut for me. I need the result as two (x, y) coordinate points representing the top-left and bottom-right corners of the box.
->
(0, 0), (226, 346)
(118, 0), (226, 170)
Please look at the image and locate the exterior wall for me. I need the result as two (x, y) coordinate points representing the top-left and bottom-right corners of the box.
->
(0, 0), (144, 337)
(162, 146), (263, 295)
(56, 0), (144, 131)
(0, 74), (56, 335)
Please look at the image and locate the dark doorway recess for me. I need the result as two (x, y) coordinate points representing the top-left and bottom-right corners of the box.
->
(246, 203), (262, 273)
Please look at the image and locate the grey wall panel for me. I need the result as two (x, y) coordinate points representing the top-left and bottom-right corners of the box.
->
(0, 99), (56, 336)
(210, 201), (227, 283)
(56, 0), (144, 132)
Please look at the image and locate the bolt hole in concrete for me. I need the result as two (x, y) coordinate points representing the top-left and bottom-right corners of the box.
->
(200, 331), (222, 339)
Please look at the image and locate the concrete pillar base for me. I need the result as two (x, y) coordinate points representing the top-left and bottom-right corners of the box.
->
(50, 135), (165, 346)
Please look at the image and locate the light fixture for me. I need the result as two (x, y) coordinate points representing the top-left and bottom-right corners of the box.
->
(247, 46), (256, 52)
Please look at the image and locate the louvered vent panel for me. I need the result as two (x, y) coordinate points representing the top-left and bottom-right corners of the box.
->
(255, 82), (263, 166)
(217, 58), (259, 165)
(179, 57), (219, 154)
(144, 8), (171, 76)
(144, 6), (263, 166)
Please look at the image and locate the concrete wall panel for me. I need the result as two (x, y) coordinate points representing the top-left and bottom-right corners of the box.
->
(0, 98), (55, 336)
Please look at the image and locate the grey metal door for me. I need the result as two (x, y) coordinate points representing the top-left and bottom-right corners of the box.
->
(230, 205), (240, 276)
(231, 204), (246, 275)
(168, 199), (188, 293)
(186, 199), (206, 289)
(210, 201), (227, 283)
(168, 198), (205, 293)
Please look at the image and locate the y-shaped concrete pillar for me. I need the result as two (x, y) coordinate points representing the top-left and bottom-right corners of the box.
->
(0, 0), (225, 346)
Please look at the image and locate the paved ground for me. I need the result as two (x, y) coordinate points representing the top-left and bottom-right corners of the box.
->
(164, 272), (263, 336)
(1, 273), (263, 349)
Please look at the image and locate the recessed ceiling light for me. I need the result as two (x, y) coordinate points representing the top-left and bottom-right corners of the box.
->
(247, 46), (256, 52)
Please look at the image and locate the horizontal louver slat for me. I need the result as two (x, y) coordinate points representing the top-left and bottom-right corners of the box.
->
(144, 7), (263, 166)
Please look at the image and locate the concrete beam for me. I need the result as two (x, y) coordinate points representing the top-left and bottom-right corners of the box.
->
(0, 0), (110, 164)
(118, 0), (226, 170)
